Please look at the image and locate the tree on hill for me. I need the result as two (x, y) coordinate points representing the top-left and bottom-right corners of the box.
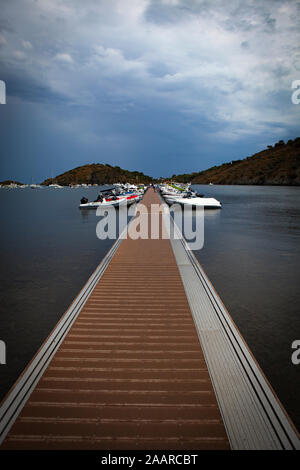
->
(170, 137), (300, 186)
(41, 163), (153, 186)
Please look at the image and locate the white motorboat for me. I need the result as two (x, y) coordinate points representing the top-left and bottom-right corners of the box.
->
(79, 193), (140, 209)
(48, 183), (64, 189)
(164, 194), (222, 209)
(159, 182), (221, 209)
(161, 191), (189, 198)
(160, 183), (190, 197)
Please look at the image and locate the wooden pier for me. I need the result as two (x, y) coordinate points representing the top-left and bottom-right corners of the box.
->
(0, 188), (299, 450)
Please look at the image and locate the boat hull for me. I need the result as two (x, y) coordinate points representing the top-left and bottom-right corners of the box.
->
(164, 196), (222, 209)
(79, 195), (140, 209)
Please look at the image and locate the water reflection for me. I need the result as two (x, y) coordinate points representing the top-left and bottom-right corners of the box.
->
(0, 184), (299, 432)
(0, 186), (115, 401)
(191, 184), (300, 431)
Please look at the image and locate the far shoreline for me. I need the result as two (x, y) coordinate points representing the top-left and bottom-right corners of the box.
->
(1, 181), (300, 188)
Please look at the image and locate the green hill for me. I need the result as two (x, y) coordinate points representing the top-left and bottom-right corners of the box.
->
(0, 180), (24, 186)
(41, 163), (153, 186)
(172, 137), (300, 185)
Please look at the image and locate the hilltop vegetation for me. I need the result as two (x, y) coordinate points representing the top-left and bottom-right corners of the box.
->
(0, 180), (24, 186)
(42, 163), (153, 186)
(3, 138), (300, 187)
(172, 138), (300, 185)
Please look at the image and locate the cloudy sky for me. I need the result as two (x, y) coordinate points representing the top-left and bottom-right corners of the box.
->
(0, 0), (299, 182)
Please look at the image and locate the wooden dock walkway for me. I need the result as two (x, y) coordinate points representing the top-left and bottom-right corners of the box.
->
(0, 188), (229, 450)
(1, 188), (299, 450)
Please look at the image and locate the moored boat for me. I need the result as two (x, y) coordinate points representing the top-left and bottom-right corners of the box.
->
(164, 194), (222, 209)
(160, 183), (221, 209)
(79, 192), (140, 209)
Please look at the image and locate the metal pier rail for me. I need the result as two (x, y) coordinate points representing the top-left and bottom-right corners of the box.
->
(0, 188), (299, 450)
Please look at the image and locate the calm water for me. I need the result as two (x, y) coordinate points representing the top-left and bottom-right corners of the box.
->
(0, 185), (299, 432)
(0, 186), (116, 399)
(192, 184), (300, 431)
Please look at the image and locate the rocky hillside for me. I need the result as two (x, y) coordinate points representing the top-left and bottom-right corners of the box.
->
(172, 137), (300, 185)
(0, 180), (24, 186)
(41, 163), (153, 186)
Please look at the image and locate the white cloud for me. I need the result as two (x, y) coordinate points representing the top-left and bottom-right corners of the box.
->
(0, 0), (299, 142)
(54, 53), (74, 64)
(0, 34), (7, 46)
(22, 40), (33, 49)
(12, 50), (26, 60)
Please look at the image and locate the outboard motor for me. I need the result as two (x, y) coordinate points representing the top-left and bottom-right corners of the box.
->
(81, 196), (88, 204)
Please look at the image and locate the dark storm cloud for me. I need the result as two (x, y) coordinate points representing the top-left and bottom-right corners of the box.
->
(0, 0), (299, 181)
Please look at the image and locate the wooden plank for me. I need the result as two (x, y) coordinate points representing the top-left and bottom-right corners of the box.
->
(0, 188), (230, 450)
(165, 204), (300, 450)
